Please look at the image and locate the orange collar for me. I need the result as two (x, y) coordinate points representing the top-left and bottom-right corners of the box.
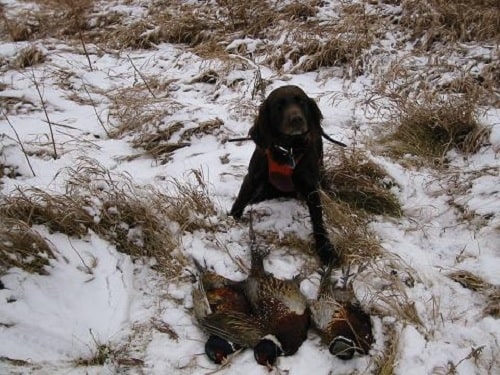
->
(266, 147), (303, 193)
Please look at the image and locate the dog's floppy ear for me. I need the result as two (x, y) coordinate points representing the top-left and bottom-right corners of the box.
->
(249, 99), (271, 148)
(308, 97), (324, 130)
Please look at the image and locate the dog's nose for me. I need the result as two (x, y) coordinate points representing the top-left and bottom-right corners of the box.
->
(290, 114), (304, 126)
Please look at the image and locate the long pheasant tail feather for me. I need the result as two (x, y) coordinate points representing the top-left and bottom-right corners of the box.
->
(318, 262), (335, 297)
(249, 210), (257, 250)
(248, 210), (268, 276)
(192, 282), (211, 320)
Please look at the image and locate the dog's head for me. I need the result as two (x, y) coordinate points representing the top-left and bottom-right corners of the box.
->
(249, 85), (323, 148)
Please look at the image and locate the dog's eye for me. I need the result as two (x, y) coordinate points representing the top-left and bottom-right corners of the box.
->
(276, 99), (286, 110)
(295, 96), (305, 105)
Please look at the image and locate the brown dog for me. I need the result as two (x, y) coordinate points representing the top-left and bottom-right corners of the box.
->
(230, 85), (338, 265)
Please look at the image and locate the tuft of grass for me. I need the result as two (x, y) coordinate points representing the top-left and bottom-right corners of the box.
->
(130, 121), (186, 164)
(128, 118), (224, 163)
(323, 148), (402, 217)
(179, 118), (224, 141)
(382, 94), (491, 166)
(447, 270), (500, 318)
(3, 0), (94, 42)
(0, 218), (55, 275)
(76, 343), (111, 366)
(401, 0), (500, 47)
(35, 0), (93, 37)
(0, 159), (189, 278)
(373, 325), (399, 375)
(2, 13), (35, 41)
(484, 288), (500, 318)
(321, 192), (383, 265)
(162, 169), (220, 234)
(107, 85), (183, 138)
(364, 259), (424, 328)
(447, 270), (490, 292)
(280, 2), (382, 75)
(13, 46), (46, 69)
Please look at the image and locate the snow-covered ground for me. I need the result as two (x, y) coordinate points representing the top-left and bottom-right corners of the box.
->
(1, 0), (499, 374)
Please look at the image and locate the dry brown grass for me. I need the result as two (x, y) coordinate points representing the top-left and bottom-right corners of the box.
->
(323, 148), (401, 217)
(484, 288), (500, 318)
(161, 169), (220, 234)
(0, 218), (55, 274)
(381, 93), (490, 166)
(2, 0), (94, 42)
(292, 3), (380, 75)
(447, 270), (491, 292)
(361, 258), (424, 328)
(0, 159), (191, 277)
(127, 118), (224, 163)
(13, 46), (46, 69)
(373, 324), (399, 375)
(83, 0), (376, 77)
(179, 118), (224, 141)
(401, 0), (500, 48)
(321, 193), (383, 265)
(256, 229), (315, 259)
(447, 269), (500, 318)
(107, 85), (183, 138)
(130, 121), (186, 164)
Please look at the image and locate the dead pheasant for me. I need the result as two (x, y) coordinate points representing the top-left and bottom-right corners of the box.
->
(192, 264), (265, 364)
(244, 216), (310, 367)
(309, 265), (373, 360)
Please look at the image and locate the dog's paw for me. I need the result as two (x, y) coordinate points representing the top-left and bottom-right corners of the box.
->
(229, 206), (243, 219)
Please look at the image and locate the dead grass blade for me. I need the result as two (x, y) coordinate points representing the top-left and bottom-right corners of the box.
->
(12, 46), (46, 69)
(447, 269), (500, 318)
(0, 218), (55, 275)
(484, 288), (500, 318)
(447, 270), (491, 292)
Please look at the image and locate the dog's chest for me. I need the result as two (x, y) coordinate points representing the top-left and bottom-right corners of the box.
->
(266, 148), (300, 192)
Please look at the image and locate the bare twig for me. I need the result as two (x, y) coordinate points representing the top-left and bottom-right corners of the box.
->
(82, 80), (110, 137)
(79, 31), (93, 72)
(31, 69), (57, 159)
(2, 109), (36, 176)
(127, 55), (156, 99)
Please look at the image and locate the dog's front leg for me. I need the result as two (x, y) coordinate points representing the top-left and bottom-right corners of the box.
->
(304, 189), (339, 266)
(230, 174), (258, 219)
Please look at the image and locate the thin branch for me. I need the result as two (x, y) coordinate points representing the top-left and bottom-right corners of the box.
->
(127, 55), (156, 99)
(81, 80), (110, 137)
(79, 31), (93, 72)
(31, 69), (57, 159)
(2, 109), (36, 177)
